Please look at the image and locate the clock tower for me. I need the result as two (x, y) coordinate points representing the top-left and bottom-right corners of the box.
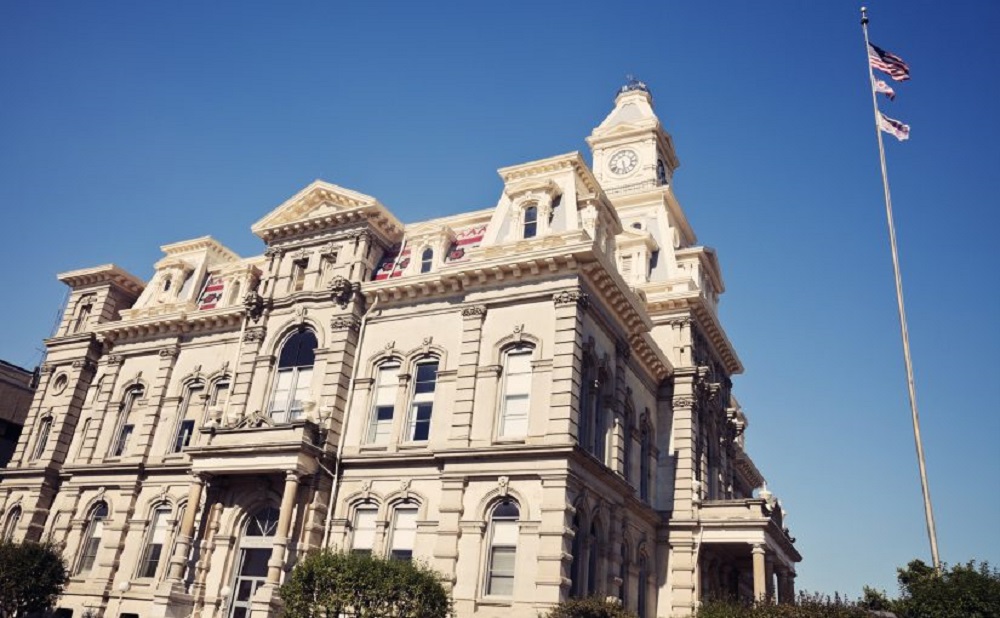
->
(586, 78), (680, 194)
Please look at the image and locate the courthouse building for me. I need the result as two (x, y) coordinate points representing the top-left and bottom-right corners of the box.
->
(0, 81), (800, 618)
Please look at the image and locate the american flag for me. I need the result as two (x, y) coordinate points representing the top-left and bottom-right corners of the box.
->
(878, 112), (910, 142)
(874, 79), (896, 101)
(868, 43), (910, 81)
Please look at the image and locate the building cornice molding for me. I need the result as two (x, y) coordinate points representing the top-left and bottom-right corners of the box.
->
(640, 287), (743, 375)
(93, 305), (244, 346)
(57, 264), (145, 295)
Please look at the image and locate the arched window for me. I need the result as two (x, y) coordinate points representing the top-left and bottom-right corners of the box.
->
(420, 247), (434, 274)
(485, 500), (519, 597)
(110, 386), (144, 457)
(31, 416), (52, 461)
(587, 520), (600, 596)
(350, 503), (378, 555)
(640, 421), (651, 502)
(162, 276), (172, 292)
(406, 359), (438, 442)
(656, 159), (667, 185)
(268, 330), (317, 424)
(172, 382), (203, 453)
(498, 346), (533, 438)
(2, 506), (21, 541)
(138, 505), (171, 578)
(388, 502), (418, 561)
(637, 554), (649, 618)
(569, 512), (583, 598)
(77, 502), (109, 574)
(523, 205), (538, 239)
(367, 361), (400, 444)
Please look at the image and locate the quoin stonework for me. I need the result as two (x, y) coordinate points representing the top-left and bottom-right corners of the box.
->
(0, 80), (800, 618)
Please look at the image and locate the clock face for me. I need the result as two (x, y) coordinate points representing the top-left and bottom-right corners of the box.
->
(608, 149), (639, 175)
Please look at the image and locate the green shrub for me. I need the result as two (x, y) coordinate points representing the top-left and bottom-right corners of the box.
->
(891, 559), (1000, 618)
(0, 539), (69, 618)
(279, 549), (452, 618)
(543, 596), (637, 618)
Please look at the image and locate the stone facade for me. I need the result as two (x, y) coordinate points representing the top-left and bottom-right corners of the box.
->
(0, 80), (800, 618)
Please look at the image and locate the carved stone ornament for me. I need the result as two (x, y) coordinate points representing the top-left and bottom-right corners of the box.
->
(264, 246), (283, 259)
(615, 339), (632, 361)
(159, 347), (179, 358)
(399, 478), (412, 499)
(461, 305), (487, 318)
(243, 290), (265, 323)
(328, 276), (358, 309)
(667, 317), (693, 328)
(244, 327), (267, 343)
(552, 289), (590, 309)
(72, 359), (97, 372)
(497, 476), (510, 497)
(39, 363), (56, 375)
(291, 248), (309, 262)
(361, 480), (372, 499)
(106, 354), (124, 366)
(673, 397), (696, 408)
(330, 315), (361, 331)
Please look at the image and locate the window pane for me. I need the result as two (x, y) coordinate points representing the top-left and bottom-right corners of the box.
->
(391, 508), (418, 554)
(492, 519), (518, 545)
(501, 415), (528, 438)
(269, 370), (294, 414)
(173, 420), (195, 452)
(352, 508), (377, 551)
(409, 403), (432, 441)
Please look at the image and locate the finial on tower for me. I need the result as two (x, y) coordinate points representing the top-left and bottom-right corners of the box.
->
(861, 6), (869, 25)
(617, 75), (651, 99)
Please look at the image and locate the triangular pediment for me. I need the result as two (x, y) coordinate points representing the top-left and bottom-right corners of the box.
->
(251, 180), (403, 242)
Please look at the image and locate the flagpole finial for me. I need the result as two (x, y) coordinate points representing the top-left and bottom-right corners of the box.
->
(861, 6), (869, 25)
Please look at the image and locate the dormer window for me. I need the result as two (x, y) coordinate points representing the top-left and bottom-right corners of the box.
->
(162, 276), (172, 293)
(523, 206), (538, 239)
(656, 159), (667, 185)
(420, 248), (434, 274)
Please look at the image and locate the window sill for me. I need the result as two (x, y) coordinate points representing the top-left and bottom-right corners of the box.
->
(359, 444), (389, 452)
(493, 437), (526, 445)
(398, 442), (429, 450)
(478, 597), (514, 607)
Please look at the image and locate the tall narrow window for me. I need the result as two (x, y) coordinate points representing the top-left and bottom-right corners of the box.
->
(290, 259), (308, 292)
(350, 504), (378, 555)
(73, 298), (93, 334)
(173, 384), (203, 453)
(269, 330), (317, 424)
(407, 360), (438, 442)
(138, 506), (170, 578)
(587, 521), (600, 596)
(388, 504), (418, 561)
(75, 419), (92, 459)
(31, 417), (52, 461)
(621, 254), (633, 280)
(110, 387), (143, 457)
(618, 542), (629, 605)
(2, 506), (21, 541)
(523, 205), (538, 239)
(637, 554), (649, 618)
(78, 502), (108, 574)
(569, 513), (583, 598)
(228, 280), (242, 306)
(579, 357), (594, 452)
(623, 408), (634, 482)
(420, 248), (433, 273)
(640, 423), (651, 502)
(485, 501), (519, 597)
(499, 348), (532, 438)
(367, 363), (399, 444)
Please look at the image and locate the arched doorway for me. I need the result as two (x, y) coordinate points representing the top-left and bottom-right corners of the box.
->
(229, 507), (279, 618)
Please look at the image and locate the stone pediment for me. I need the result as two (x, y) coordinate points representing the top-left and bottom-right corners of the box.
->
(251, 180), (403, 243)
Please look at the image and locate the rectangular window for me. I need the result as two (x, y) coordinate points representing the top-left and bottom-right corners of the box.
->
(173, 420), (195, 453)
(211, 380), (229, 406)
(138, 508), (170, 578)
(621, 254), (633, 278)
(111, 424), (134, 457)
(367, 364), (399, 444)
(486, 518), (518, 596)
(31, 418), (52, 461)
(288, 367), (313, 421)
(291, 259), (308, 292)
(351, 507), (377, 555)
(389, 507), (418, 561)
(78, 522), (104, 574)
(406, 361), (438, 442)
(499, 350), (532, 438)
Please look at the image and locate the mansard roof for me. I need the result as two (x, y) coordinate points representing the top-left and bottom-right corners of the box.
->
(251, 179), (404, 244)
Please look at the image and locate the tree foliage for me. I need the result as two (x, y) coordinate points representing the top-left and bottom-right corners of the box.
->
(695, 592), (871, 618)
(0, 540), (69, 618)
(279, 549), (452, 618)
(543, 597), (637, 618)
(888, 559), (1000, 618)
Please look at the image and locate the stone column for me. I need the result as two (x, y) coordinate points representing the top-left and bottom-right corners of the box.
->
(449, 306), (485, 446)
(268, 470), (301, 584)
(765, 554), (775, 601)
(431, 477), (466, 589)
(549, 288), (588, 442)
(751, 544), (767, 602)
(167, 472), (208, 582)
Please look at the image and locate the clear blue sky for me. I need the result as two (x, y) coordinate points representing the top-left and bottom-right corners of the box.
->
(2, 0), (997, 599)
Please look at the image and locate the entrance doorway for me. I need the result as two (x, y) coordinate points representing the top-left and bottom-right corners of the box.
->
(229, 507), (279, 618)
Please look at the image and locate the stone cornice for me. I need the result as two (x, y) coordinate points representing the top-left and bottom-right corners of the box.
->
(497, 151), (604, 198)
(675, 245), (726, 295)
(640, 284), (743, 375)
(159, 235), (240, 263)
(57, 264), (145, 295)
(93, 305), (244, 345)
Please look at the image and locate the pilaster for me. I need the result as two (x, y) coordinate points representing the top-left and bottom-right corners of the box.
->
(134, 345), (180, 459)
(449, 306), (486, 446)
(229, 326), (268, 420)
(548, 288), (588, 442)
(431, 476), (467, 587)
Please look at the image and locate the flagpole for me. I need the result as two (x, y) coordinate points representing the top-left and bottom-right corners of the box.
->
(861, 6), (941, 572)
